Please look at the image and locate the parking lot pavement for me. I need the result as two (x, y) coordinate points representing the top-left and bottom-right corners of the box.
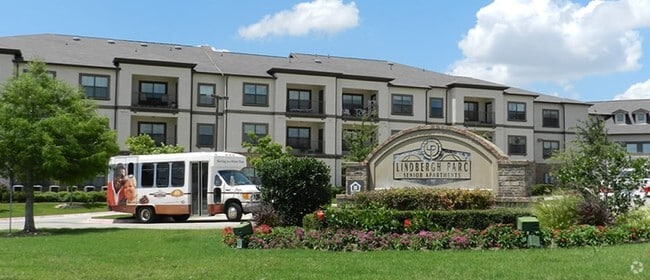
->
(0, 211), (252, 231)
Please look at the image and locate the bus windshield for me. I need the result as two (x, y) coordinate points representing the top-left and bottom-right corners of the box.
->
(218, 170), (253, 186)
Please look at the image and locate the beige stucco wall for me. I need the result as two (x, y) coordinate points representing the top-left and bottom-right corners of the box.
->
(367, 125), (508, 192)
(0, 54), (16, 85)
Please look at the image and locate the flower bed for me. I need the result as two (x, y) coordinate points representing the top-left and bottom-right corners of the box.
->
(222, 224), (650, 251)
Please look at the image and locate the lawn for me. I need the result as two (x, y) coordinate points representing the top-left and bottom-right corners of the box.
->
(1, 228), (648, 279)
(0, 202), (108, 219)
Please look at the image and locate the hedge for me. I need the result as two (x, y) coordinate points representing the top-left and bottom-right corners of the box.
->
(351, 188), (494, 210)
(0, 190), (106, 203)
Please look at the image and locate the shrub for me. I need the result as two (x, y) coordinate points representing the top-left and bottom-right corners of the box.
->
(323, 207), (532, 233)
(531, 184), (555, 196)
(615, 208), (650, 229)
(533, 194), (581, 230)
(251, 202), (283, 227)
(576, 195), (613, 226)
(352, 188), (494, 210)
(256, 156), (332, 226)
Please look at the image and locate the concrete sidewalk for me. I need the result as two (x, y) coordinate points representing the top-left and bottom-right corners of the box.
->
(0, 211), (252, 231)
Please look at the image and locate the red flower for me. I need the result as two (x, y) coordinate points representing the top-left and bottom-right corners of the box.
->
(316, 210), (324, 221)
(403, 219), (411, 228)
(222, 227), (233, 236)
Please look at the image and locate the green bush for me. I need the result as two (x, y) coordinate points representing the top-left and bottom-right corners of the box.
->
(256, 156), (332, 226)
(351, 188), (494, 210)
(531, 184), (555, 196)
(533, 194), (581, 230)
(615, 208), (650, 229)
(251, 202), (283, 227)
(323, 207), (532, 233)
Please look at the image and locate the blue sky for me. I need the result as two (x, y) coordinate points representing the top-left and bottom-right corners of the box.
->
(2, 0), (650, 102)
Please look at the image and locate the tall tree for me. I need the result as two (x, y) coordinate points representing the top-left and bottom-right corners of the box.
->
(0, 61), (119, 232)
(343, 116), (377, 162)
(125, 134), (184, 155)
(551, 117), (649, 216)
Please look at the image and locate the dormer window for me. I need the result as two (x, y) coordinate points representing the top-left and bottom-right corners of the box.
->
(634, 111), (647, 124)
(615, 113), (626, 124)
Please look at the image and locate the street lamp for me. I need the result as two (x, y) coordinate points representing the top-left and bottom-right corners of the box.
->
(212, 94), (229, 151)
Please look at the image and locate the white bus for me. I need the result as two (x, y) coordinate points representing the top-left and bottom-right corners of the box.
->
(107, 152), (260, 223)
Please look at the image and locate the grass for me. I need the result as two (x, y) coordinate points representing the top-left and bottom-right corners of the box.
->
(1, 228), (649, 279)
(0, 202), (108, 218)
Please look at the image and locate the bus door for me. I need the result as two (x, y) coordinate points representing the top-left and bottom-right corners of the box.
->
(191, 161), (209, 216)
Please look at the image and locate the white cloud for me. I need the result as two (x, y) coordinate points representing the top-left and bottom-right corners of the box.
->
(450, 0), (650, 88)
(614, 79), (650, 99)
(238, 0), (359, 39)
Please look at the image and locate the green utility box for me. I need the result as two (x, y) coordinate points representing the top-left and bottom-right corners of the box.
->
(517, 216), (541, 248)
(517, 216), (540, 232)
(232, 222), (253, 237)
(232, 222), (253, 249)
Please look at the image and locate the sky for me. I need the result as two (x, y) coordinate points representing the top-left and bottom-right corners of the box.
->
(2, 0), (650, 102)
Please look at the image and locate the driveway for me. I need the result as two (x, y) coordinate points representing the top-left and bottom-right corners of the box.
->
(0, 211), (252, 231)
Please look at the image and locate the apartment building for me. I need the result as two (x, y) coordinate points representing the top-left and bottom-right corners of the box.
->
(590, 99), (650, 160)
(0, 34), (591, 186)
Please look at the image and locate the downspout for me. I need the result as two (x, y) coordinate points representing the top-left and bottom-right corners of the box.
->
(189, 70), (194, 151)
(201, 46), (226, 151)
(424, 88), (428, 124)
(445, 87), (450, 125)
(223, 75), (228, 151)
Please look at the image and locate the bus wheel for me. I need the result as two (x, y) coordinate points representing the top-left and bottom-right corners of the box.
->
(136, 207), (156, 223)
(172, 215), (190, 222)
(225, 203), (243, 221)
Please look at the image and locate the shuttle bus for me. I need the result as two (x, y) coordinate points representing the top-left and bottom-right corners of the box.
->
(107, 152), (260, 223)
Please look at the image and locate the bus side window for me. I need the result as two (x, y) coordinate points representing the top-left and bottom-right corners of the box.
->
(214, 175), (223, 203)
(127, 163), (134, 176)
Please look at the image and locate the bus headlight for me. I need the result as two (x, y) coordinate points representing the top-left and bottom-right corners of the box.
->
(242, 193), (250, 200)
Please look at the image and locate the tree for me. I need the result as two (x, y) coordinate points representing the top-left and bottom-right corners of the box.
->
(343, 116), (377, 162)
(0, 61), (119, 232)
(125, 134), (184, 155)
(255, 156), (331, 226)
(242, 134), (293, 168)
(551, 117), (649, 217)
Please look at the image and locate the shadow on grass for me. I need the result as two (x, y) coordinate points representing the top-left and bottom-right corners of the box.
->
(1, 227), (127, 238)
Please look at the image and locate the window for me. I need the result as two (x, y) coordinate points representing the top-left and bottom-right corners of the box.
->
(287, 127), (311, 150)
(140, 161), (184, 188)
(542, 109), (559, 128)
(430, 98), (443, 118)
(627, 143), (638, 154)
(198, 84), (215, 106)
(138, 122), (166, 145)
(635, 112), (647, 123)
(626, 142), (650, 154)
(287, 89), (311, 112)
(615, 113), (626, 124)
(392, 94), (413, 115)
(242, 123), (268, 144)
(508, 135), (526, 155)
(508, 102), (526, 121)
(243, 83), (268, 106)
(80, 74), (109, 99)
(342, 94), (363, 116)
(542, 140), (560, 159)
(139, 81), (167, 105)
(464, 102), (479, 122)
(543, 173), (556, 184)
(197, 124), (214, 147)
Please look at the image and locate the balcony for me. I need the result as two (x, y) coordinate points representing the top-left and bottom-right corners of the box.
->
(286, 99), (324, 117)
(287, 138), (323, 155)
(341, 99), (378, 121)
(464, 110), (495, 127)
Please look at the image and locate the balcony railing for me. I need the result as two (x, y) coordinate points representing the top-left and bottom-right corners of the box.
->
(134, 92), (178, 109)
(287, 139), (323, 155)
(464, 110), (495, 126)
(342, 106), (378, 120)
(286, 100), (324, 115)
